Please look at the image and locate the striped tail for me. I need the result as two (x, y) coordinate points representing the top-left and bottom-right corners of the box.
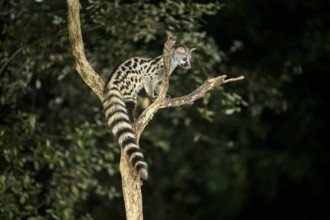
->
(103, 87), (148, 180)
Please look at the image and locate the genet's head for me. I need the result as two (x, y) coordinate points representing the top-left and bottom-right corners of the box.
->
(171, 45), (196, 69)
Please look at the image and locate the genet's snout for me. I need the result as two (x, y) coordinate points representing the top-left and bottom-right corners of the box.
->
(185, 63), (191, 69)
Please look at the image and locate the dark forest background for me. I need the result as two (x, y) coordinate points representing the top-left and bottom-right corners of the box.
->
(1, 0), (329, 219)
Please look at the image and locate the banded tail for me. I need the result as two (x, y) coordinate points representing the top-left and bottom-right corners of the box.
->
(103, 87), (148, 180)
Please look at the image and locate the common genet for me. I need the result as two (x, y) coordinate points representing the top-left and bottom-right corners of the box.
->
(103, 45), (195, 180)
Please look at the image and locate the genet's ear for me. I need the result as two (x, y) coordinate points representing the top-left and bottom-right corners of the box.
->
(174, 46), (186, 54)
(190, 48), (197, 53)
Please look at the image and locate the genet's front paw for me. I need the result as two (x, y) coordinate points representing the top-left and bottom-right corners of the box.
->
(151, 95), (158, 101)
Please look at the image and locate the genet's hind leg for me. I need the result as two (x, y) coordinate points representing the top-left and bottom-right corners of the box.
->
(125, 101), (136, 123)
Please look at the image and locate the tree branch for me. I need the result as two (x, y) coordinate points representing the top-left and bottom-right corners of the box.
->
(67, 0), (104, 101)
(134, 39), (175, 140)
(67, 1), (143, 220)
(134, 66), (244, 136)
(160, 75), (245, 108)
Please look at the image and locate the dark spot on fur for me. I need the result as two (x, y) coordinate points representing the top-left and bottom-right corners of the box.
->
(124, 60), (132, 67)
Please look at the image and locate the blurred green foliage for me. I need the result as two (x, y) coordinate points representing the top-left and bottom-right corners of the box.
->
(0, 0), (329, 219)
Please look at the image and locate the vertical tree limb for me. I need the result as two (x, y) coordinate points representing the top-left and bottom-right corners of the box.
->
(67, 1), (143, 219)
(134, 39), (175, 139)
(67, 0), (104, 101)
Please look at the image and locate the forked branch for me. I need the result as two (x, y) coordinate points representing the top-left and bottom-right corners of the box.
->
(67, 1), (244, 220)
(134, 61), (244, 138)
